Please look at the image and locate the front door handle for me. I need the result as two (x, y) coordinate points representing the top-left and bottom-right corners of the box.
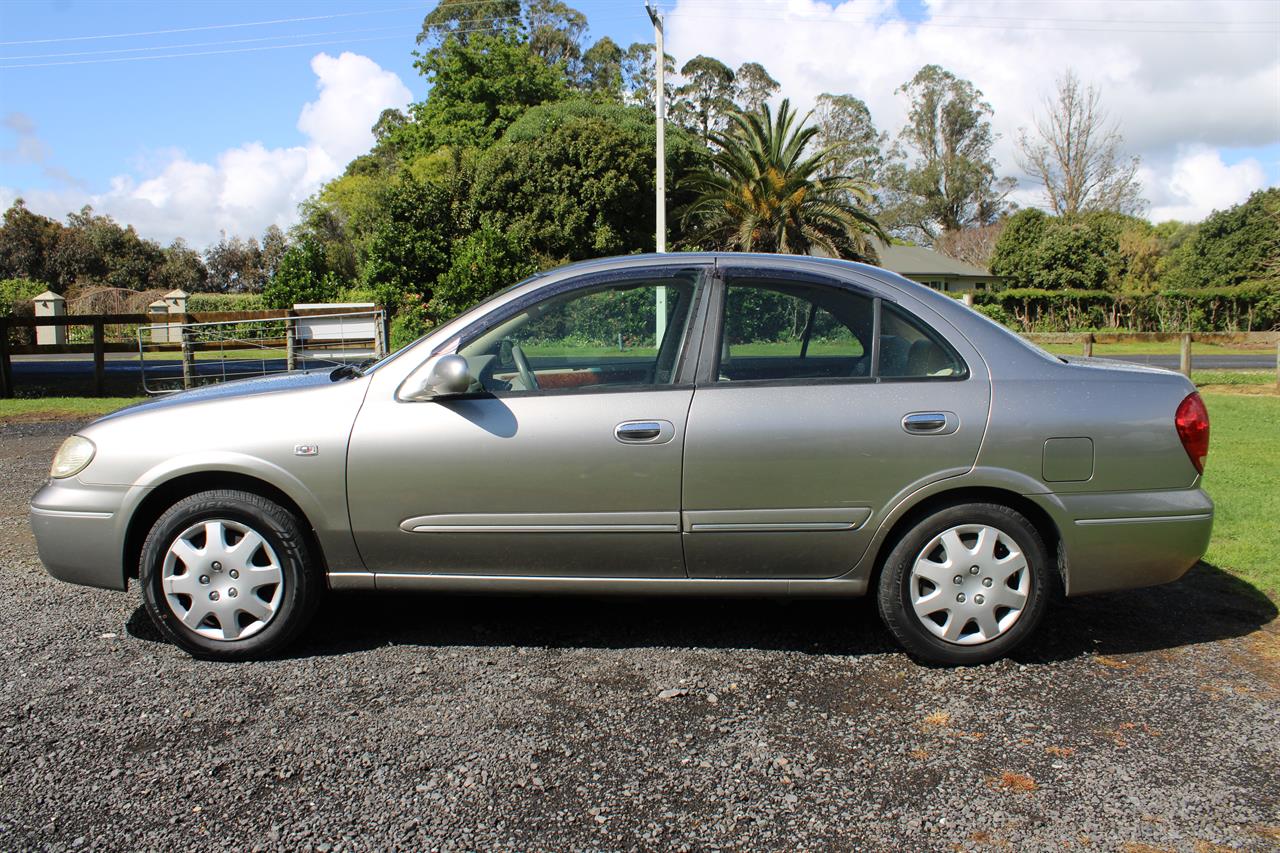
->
(902, 411), (956, 435)
(615, 420), (675, 444)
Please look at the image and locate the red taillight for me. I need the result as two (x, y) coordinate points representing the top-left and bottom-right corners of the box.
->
(1175, 392), (1210, 474)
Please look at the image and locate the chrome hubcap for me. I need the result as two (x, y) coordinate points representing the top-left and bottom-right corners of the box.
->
(161, 519), (283, 642)
(909, 523), (1030, 646)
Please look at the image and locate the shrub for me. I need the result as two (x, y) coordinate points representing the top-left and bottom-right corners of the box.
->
(389, 300), (430, 351)
(1, 277), (46, 316)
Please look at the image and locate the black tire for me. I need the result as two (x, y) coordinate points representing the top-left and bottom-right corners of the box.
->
(140, 489), (320, 661)
(876, 502), (1050, 666)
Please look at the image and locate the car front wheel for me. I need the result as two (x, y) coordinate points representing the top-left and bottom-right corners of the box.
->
(877, 502), (1050, 666)
(140, 489), (320, 661)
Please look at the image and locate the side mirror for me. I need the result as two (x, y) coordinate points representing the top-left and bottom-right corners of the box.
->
(399, 354), (473, 401)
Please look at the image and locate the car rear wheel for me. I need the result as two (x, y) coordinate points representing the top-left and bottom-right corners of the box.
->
(140, 489), (320, 661)
(877, 502), (1050, 665)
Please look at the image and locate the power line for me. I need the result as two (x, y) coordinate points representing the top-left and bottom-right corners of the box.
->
(0, 35), (409, 70)
(1, 26), (409, 61)
(0, 17), (553, 70)
(666, 8), (1279, 35)
(0, 6), (422, 47)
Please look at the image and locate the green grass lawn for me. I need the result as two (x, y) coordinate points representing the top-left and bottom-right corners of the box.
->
(1193, 370), (1276, 387)
(1200, 392), (1280, 601)
(0, 397), (144, 422)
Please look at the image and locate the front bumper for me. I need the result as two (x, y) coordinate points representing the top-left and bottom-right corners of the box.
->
(30, 479), (132, 591)
(1033, 487), (1214, 596)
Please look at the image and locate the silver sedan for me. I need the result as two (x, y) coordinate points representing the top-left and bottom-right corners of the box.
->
(30, 254), (1213, 664)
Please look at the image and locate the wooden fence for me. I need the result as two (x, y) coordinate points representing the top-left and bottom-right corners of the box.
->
(0, 308), (390, 398)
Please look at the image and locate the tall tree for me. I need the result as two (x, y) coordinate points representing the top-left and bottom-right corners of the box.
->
(884, 65), (1014, 241)
(1017, 70), (1144, 216)
(679, 99), (885, 259)
(472, 99), (700, 259)
(525, 0), (587, 68)
(152, 239), (208, 292)
(417, 0), (521, 47)
(409, 31), (569, 150)
(733, 62), (779, 113)
(204, 234), (263, 293)
(813, 93), (886, 187)
(0, 199), (62, 288)
(580, 36), (624, 97)
(621, 42), (674, 111)
(673, 55), (735, 144)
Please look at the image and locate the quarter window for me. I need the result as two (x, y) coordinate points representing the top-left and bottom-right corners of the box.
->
(878, 302), (965, 378)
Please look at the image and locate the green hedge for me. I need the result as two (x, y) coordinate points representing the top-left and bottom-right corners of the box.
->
(186, 292), (266, 313)
(972, 283), (1280, 332)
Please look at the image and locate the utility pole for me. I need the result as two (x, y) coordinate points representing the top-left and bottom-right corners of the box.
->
(645, 2), (668, 342)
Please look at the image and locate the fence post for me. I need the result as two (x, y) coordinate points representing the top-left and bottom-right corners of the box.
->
(1275, 339), (1279, 392)
(181, 326), (194, 390)
(1179, 333), (1192, 377)
(0, 318), (12, 398)
(33, 291), (66, 345)
(381, 311), (391, 357)
(286, 311), (297, 372)
(1082, 333), (1093, 358)
(92, 320), (105, 396)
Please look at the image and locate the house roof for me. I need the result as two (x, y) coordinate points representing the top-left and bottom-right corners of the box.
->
(870, 238), (998, 280)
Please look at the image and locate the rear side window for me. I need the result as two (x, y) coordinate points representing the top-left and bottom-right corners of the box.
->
(713, 274), (966, 383)
(717, 278), (873, 382)
(879, 303), (966, 379)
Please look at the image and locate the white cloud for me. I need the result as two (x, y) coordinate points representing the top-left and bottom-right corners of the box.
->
(1, 52), (411, 248)
(1145, 147), (1267, 222)
(665, 0), (1280, 221)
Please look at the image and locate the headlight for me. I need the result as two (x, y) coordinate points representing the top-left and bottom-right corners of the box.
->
(50, 435), (96, 479)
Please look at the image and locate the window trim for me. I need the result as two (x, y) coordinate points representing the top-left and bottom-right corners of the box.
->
(700, 267), (969, 388)
(433, 264), (712, 400)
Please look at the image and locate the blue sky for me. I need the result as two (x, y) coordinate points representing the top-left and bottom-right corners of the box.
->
(1, 0), (1276, 247)
(0, 1), (647, 191)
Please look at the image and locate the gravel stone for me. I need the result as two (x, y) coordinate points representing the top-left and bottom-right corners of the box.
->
(1, 418), (1278, 851)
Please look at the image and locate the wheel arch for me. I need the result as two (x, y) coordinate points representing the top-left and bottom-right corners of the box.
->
(122, 472), (327, 582)
(865, 485), (1065, 596)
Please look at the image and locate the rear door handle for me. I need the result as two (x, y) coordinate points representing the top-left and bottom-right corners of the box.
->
(615, 420), (675, 444)
(902, 411), (956, 435)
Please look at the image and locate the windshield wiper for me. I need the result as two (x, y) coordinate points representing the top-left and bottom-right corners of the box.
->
(330, 359), (374, 381)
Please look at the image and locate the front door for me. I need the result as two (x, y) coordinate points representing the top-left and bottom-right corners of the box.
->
(681, 267), (991, 579)
(347, 266), (708, 577)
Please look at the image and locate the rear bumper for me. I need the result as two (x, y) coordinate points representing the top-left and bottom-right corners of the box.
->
(30, 479), (131, 592)
(1033, 488), (1214, 596)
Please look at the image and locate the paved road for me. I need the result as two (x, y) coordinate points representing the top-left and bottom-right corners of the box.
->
(9, 355), (359, 395)
(2, 418), (1277, 851)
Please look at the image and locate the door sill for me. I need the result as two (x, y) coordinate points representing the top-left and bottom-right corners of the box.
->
(329, 572), (867, 597)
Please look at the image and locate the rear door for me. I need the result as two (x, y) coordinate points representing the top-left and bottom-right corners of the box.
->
(681, 265), (991, 579)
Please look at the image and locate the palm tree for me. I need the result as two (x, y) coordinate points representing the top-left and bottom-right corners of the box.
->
(679, 99), (886, 260)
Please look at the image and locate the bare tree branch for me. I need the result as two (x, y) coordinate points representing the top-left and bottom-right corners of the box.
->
(1017, 70), (1145, 216)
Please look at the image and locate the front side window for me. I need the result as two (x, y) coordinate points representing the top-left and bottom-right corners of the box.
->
(458, 271), (701, 393)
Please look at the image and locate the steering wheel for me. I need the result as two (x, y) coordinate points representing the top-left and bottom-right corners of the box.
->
(508, 340), (540, 391)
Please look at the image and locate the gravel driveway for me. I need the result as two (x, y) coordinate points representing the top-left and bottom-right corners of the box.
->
(2, 419), (1278, 852)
